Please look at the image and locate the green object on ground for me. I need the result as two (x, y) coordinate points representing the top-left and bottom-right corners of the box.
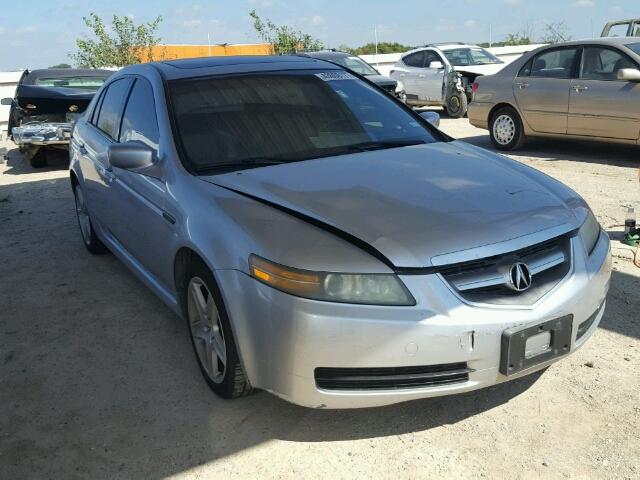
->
(623, 231), (639, 247)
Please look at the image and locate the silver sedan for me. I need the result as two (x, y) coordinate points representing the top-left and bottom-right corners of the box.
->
(69, 56), (610, 408)
(469, 37), (640, 150)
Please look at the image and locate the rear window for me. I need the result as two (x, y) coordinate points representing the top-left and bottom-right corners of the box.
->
(334, 57), (379, 76)
(34, 76), (109, 91)
(169, 71), (438, 173)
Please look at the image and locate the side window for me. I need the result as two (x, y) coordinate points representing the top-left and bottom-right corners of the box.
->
(95, 78), (132, 140)
(119, 78), (159, 148)
(90, 89), (106, 125)
(518, 58), (533, 77)
(423, 51), (441, 68)
(530, 48), (578, 79)
(403, 52), (425, 68)
(580, 46), (637, 81)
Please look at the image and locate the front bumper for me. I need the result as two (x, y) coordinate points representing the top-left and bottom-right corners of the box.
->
(12, 122), (72, 147)
(217, 232), (611, 408)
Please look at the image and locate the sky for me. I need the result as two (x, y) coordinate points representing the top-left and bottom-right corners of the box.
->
(0, 0), (638, 70)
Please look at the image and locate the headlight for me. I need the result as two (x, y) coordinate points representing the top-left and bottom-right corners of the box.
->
(578, 210), (601, 256)
(249, 255), (415, 306)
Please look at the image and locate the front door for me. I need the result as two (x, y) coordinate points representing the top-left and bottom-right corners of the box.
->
(414, 50), (446, 102)
(107, 77), (174, 288)
(513, 47), (579, 134)
(568, 45), (640, 140)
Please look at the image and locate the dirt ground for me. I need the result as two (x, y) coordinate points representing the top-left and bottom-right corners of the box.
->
(0, 118), (638, 480)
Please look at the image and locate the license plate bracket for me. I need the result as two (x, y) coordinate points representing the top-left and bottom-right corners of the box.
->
(500, 315), (573, 376)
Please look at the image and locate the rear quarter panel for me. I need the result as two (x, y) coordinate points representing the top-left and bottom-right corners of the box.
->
(469, 51), (540, 133)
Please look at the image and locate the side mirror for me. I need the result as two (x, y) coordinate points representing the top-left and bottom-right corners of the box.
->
(617, 68), (640, 82)
(428, 61), (444, 70)
(108, 141), (154, 171)
(419, 111), (440, 128)
(1, 98), (14, 106)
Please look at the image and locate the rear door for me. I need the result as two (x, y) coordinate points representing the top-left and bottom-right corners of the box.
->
(513, 47), (579, 134)
(78, 77), (133, 231)
(568, 45), (640, 140)
(394, 51), (425, 100)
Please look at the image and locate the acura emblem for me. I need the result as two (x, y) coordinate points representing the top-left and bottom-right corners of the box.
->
(508, 263), (532, 291)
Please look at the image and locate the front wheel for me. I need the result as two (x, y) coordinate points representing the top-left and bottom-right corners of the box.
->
(184, 259), (251, 399)
(446, 92), (468, 118)
(489, 106), (525, 151)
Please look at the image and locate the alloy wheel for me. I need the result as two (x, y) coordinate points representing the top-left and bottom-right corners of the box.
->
(187, 277), (227, 384)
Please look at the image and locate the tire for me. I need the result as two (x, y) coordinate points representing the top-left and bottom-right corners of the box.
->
(72, 181), (108, 254)
(446, 91), (468, 118)
(489, 106), (525, 151)
(183, 259), (251, 399)
(29, 148), (47, 168)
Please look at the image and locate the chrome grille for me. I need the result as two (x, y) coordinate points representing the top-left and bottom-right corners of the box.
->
(440, 235), (572, 306)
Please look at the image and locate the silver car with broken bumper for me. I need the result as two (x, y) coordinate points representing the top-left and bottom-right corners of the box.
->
(69, 56), (610, 409)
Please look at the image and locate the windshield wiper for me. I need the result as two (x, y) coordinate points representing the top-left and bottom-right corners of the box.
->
(343, 139), (426, 153)
(195, 158), (286, 174)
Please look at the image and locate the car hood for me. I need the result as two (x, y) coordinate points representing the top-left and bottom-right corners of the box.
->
(454, 63), (505, 76)
(202, 142), (580, 268)
(365, 74), (397, 88)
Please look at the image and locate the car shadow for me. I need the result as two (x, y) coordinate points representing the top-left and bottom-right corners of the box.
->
(2, 146), (69, 175)
(1, 174), (638, 478)
(458, 134), (640, 169)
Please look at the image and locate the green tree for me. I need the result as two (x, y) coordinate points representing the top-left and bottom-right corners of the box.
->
(249, 10), (323, 54)
(49, 63), (72, 69)
(71, 13), (163, 68)
(503, 32), (532, 46)
(541, 21), (572, 44)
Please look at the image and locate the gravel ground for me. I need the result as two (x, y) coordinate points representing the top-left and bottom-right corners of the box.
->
(0, 118), (638, 480)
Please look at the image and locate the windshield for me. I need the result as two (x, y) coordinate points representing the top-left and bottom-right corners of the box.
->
(443, 48), (503, 66)
(333, 56), (380, 76)
(34, 76), (109, 91)
(169, 71), (438, 173)
(626, 42), (640, 56)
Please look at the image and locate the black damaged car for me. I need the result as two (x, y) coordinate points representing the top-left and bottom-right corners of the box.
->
(2, 68), (113, 167)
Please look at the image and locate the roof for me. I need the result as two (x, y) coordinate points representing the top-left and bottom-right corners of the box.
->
(401, 43), (483, 57)
(555, 36), (640, 47)
(152, 55), (342, 80)
(430, 43), (477, 50)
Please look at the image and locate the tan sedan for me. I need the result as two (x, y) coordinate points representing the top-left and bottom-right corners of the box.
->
(468, 38), (640, 150)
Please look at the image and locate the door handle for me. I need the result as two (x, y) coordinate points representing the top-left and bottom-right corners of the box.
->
(419, 74), (425, 78)
(515, 82), (529, 89)
(573, 85), (588, 92)
(78, 143), (88, 155)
